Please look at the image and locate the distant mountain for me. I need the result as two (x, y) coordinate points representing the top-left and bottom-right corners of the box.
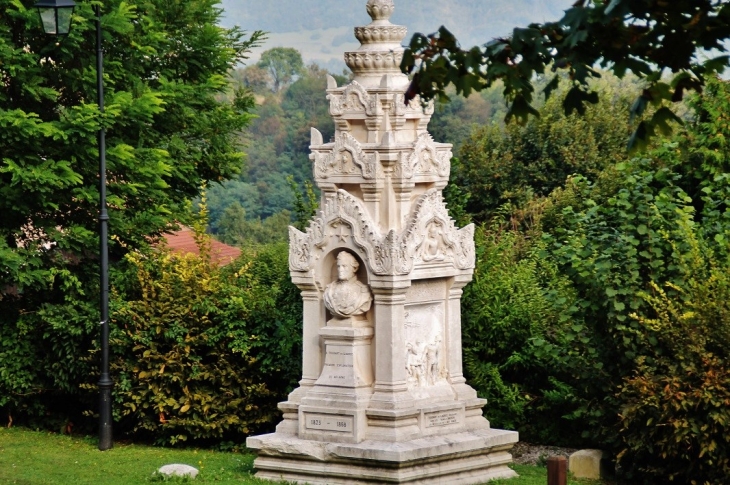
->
(219, 0), (568, 70)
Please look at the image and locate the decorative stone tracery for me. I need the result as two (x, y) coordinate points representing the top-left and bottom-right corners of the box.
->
(312, 132), (379, 180)
(396, 133), (451, 178)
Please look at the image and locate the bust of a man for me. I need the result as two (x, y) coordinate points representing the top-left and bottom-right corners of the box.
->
(323, 251), (372, 319)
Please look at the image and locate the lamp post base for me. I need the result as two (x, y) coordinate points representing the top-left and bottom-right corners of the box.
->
(98, 377), (113, 450)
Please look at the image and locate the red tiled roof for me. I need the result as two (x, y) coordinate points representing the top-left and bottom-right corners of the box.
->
(164, 227), (241, 267)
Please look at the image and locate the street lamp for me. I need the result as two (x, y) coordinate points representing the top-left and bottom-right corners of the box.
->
(34, 0), (75, 36)
(35, 0), (113, 451)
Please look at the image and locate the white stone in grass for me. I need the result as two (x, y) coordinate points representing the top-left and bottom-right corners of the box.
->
(157, 463), (199, 479)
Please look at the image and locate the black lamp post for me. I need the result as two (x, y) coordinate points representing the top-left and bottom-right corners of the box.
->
(35, 0), (113, 451)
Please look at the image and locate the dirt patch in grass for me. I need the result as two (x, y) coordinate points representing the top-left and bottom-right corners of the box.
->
(512, 441), (579, 465)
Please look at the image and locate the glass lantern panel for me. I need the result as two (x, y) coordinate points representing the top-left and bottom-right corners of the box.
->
(56, 7), (73, 35)
(39, 7), (57, 34)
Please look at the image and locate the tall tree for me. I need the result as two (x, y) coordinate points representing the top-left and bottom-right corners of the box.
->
(0, 0), (262, 425)
(257, 47), (305, 92)
(402, 0), (730, 149)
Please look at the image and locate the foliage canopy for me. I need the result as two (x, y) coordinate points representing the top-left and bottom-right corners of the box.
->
(455, 77), (730, 483)
(401, 0), (730, 149)
(0, 0), (262, 424)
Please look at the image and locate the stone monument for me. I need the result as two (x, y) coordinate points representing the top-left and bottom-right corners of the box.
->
(246, 1), (519, 482)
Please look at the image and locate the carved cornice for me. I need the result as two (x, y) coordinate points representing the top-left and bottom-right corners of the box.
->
(354, 25), (407, 44)
(399, 93), (435, 116)
(289, 189), (474, 276)
(402, 189), (475, 270)
(312, 132), (379, 180)
(289, 190), (408, 275)
(328, 81), (381, 117)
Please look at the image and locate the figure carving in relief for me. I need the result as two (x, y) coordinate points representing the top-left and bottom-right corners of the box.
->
(338, 150), (355, 173)
(421, 222), (446, 262)
(405, 339), (426, 386)
(419, 150), (438, 173)
(425, 336), (441, 385)
(294, 242), (310, 266)
(404, 306), (444, 388)
(323, 250), (372, 319)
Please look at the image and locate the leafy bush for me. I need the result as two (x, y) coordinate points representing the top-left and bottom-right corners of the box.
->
(0, 266), (98, 431)
(616, 229), (730, 483)
(457, 81), (730, 480)
(462, 225), (587, 445)
(455, 79), (632, 222)
(110, 232), (300, 445)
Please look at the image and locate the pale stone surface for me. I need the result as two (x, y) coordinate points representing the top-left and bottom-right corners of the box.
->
(569, 449), (605, 480)
(246, 0), (517, 482)
(249, 428), (518, 484)
(324, 250), (372, 319)
(157, 464), (198, 479)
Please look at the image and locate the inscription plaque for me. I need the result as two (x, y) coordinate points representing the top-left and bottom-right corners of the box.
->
(305, 413), (354, 433)
(323, 349), (354, 382)
(425, 411), (459, 428)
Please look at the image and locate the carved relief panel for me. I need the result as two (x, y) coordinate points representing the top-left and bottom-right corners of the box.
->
(312, 132), (379, 180)
(403, 189), (475, 270)
(404, 302), (446, 390)
(396, 133), (451, 179)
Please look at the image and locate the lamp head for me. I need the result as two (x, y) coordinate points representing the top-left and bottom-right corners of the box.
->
(34, 0), (76, 36)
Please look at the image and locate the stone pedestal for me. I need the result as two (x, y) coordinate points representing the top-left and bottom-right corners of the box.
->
(246, 1), (518, 482)
(248, 428), (516, 484)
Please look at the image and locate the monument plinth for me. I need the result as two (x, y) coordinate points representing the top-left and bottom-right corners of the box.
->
(246, 1), (518, 482)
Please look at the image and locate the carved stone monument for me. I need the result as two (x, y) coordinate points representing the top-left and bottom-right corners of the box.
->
(246, 1), (519, 482)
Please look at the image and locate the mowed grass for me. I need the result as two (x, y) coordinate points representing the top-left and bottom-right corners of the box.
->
(0, 427), (609, 485)
(492, 464), (612, 485)
(0, 427), (267, 485)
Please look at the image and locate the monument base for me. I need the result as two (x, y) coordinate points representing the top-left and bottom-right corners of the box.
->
(246, 427), (519, 484)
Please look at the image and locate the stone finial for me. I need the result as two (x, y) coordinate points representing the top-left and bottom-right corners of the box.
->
(366, 0), (395, 21)
(345, 0), (408, 87)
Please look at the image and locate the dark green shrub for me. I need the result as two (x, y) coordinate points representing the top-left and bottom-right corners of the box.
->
(462, 225), (588, 445)
(0, 265), (98, 431)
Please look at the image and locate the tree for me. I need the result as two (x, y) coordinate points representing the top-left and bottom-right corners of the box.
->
(0, 0), (262, 426)
(402, 0), (730, 149)
(257, 47), (305, 92)
(454, 74), (634, 221)
(232, 64), (271, 94)
(207, 58), (341, 234)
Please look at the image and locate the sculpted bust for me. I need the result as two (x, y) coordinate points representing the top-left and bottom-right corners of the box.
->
(324, 251), (372, 319)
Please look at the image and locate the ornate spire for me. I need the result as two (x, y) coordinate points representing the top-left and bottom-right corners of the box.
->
(344, 0), (408, 86)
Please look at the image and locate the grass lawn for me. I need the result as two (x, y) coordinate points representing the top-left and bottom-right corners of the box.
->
(0, 427), (608, 484)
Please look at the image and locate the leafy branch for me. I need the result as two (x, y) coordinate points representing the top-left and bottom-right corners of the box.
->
(401, 0), (730, 149)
